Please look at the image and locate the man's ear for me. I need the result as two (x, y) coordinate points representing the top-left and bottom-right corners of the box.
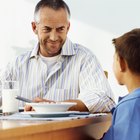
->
(31, 22), (38, 34)
(118, 56), (126, 72)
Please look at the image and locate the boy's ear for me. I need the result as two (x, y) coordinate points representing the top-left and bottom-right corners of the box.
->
(31, 22), (38, 34)
(118, 56), (126, 72)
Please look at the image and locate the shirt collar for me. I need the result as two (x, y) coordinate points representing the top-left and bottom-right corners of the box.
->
(30, 43), (40, 59)
(111, 88), (140, 114)
(60, 38), (77, 56)
(117, 88), (140, 106)
(29, 38), (76, 59)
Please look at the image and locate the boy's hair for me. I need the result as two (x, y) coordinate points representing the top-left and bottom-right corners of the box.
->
(34, 0), (70, 23)
(112, 28), (140, 74)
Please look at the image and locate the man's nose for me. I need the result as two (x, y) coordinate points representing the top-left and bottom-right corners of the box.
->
(49, 31), (58, 41)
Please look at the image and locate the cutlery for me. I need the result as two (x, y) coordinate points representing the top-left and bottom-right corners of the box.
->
(15, 95), (33, 103)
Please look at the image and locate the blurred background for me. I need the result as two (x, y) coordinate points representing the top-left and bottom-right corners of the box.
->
(0, 0), (140, 102)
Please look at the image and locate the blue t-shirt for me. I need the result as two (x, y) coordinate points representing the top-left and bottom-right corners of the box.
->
(103, 88), (140, 140)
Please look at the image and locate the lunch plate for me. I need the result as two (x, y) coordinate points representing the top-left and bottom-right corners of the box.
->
(21, 111), (89, 118)
(26, 102), (77, 113)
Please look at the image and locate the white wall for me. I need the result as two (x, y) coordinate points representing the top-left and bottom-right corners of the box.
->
(1, 0), (140, 101)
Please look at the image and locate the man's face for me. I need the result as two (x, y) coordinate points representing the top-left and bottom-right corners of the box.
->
(32, 7), (70, 57)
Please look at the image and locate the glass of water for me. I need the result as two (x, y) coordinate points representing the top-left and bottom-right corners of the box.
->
(2, 81), (19, 115)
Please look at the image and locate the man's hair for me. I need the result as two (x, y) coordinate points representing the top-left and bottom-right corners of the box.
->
(34, 0), (70, 23)
(112, 28), (140, 74)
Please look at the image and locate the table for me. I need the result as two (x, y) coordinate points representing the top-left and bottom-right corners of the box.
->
(0, 114), (111, 140)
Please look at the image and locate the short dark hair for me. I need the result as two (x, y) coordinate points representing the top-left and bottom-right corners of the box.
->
(34, 0), (70, 22)
(112, 28), (140, 74)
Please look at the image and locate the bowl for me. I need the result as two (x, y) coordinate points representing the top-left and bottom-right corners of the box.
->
(26, 102), (77, 113)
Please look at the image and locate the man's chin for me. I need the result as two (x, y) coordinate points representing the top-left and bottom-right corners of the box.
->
(48, 50), (61, 56)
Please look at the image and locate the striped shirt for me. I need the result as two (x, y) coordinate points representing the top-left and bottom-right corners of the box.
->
(0, 38), (115, 113)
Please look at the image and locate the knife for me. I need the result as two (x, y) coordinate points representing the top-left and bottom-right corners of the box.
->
(15, 95), (33, 103)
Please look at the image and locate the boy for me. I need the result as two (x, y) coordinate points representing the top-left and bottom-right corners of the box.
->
(103, 28), (140, 140)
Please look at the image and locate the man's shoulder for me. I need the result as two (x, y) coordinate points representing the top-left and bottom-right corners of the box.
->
(15, 50), (32, 66)
(65, 38), (95, 57)
(17, 50), (32, 59)
(73, 43), (95, 57)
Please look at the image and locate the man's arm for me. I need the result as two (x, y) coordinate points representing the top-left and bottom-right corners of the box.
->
(78, 53), (115, 113)
(64, 99), (89, 112)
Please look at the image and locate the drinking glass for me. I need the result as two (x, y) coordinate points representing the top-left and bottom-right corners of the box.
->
(2, 81), (19, 115)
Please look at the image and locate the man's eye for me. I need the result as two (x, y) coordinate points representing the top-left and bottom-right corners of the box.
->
(42, 28), (51, 33)
(57, 28), (64, 32)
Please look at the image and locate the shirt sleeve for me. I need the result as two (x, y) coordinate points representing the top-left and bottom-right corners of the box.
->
(78, 54), (115, 113)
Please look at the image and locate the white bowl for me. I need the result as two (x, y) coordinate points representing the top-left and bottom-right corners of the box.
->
(26, 102), (77, 113)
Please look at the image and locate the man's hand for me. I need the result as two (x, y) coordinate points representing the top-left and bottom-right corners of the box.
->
(66, 99), (89, 112)
(24, 97), (55, 111)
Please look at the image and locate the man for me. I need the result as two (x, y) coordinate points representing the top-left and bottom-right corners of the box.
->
(1, 0), (115, 113)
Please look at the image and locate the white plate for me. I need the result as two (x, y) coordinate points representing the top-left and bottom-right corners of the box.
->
(26, 102), (77, 113)
(21, 111), (89, 118)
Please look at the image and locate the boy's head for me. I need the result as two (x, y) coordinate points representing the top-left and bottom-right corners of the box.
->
(112, 28), (140, 85)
